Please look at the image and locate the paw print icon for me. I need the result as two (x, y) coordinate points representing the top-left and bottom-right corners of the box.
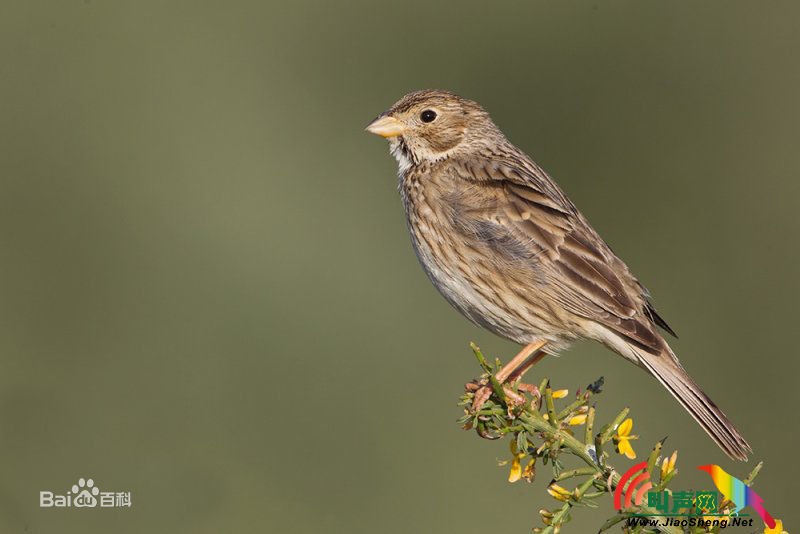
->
(72, 478), (100, 508)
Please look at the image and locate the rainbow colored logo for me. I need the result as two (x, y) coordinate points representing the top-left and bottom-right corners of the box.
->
(697, 464), (775, 529)
(614, 462), (652, 509)
(612, 462), (776, 530)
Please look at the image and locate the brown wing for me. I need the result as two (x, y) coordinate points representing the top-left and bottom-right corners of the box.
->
(454, 152), (667, 353)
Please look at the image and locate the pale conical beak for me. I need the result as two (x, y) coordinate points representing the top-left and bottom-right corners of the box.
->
(365, 115), (405, 138)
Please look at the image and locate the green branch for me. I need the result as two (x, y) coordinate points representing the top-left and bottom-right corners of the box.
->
(458, 343), (765, 534)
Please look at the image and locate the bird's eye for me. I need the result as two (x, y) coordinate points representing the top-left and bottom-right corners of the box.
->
(420, 110), (437, 123)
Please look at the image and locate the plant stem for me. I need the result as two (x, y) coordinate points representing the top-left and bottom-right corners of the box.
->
(519, 410), (682, 534)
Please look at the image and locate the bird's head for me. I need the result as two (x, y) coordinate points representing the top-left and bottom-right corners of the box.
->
(697, 465), (714, 475)
(366, 89), (499, 170)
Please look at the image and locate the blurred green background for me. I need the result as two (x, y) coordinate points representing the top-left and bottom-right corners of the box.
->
(1, 1), (798, 532)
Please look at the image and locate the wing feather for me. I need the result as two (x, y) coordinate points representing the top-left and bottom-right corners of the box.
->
(453, 151), (671, 352)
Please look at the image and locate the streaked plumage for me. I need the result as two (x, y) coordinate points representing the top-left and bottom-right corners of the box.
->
(367, 89), (751, 460)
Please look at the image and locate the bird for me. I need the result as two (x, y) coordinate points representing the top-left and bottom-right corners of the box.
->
(366, 89), (751, 461)
(697, 464), (775, 528)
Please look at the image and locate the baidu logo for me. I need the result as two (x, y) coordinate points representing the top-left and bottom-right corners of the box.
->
(40, 477), (132, 509)
(72, 478), (100, 507)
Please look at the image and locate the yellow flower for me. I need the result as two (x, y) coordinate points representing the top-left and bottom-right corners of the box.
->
(508, 439), (526, 483)
(508, 457), (522, 482)
(568, 414), (588, 426)
(522, 457), (536, 482)
(547, 483), (572, 502)
(552, 389), (569, 399)
(539, 509), (553, 526)
(613, 418), (638, 459)
(660, 450), (678, 479)
(764, 519), (787, 534)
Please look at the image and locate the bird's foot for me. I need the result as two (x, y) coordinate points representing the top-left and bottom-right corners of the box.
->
(465, 378), (535, 413)
(464, 379), (493, 412)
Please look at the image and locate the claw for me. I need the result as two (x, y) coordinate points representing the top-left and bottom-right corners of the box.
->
(471, 385), (493, 411)
(475, 422), (502, 440)
(464, 380), (482, 392)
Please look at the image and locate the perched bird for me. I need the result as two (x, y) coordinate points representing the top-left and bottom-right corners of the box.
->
(366, 89), (751, 460)
(697, 464), (775, 528)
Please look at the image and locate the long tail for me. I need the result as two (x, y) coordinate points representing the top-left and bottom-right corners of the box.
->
(748, 490), (776, 529)
(635, 346), (752, 461)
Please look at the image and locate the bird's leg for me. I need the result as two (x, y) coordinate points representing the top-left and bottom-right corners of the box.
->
(469, 340), (548, 411)
(500, 342), (548, 383)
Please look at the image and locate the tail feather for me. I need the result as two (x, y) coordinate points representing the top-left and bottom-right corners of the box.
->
(750, 496), (776, 529)
(636, 348), (751, 461)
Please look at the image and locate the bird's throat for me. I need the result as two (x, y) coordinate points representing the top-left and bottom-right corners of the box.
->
(388, 137), (416, 177)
